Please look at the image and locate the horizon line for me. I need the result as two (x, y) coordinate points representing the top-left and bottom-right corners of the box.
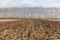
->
(0, 7), (60, 8)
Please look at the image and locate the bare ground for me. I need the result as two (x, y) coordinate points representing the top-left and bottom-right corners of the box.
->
(0, 19), (60, 40)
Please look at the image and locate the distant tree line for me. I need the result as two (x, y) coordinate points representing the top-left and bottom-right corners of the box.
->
(0, 7), (60, 18)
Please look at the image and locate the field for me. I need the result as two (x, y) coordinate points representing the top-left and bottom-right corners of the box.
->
(0, 18), (60, 40)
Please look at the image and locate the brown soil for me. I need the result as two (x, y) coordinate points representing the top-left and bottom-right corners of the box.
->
(0, 19), (60, 40)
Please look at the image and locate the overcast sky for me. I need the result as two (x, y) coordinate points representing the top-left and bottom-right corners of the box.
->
(0, 0), (60, 7)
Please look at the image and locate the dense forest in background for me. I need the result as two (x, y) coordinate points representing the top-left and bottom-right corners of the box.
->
(0, 7), (60, 18)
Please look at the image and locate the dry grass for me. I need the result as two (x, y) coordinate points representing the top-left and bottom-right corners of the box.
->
(0, 19), (60, 40)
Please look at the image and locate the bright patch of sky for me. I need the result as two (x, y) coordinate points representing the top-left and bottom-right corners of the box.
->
(0, 0), (60, 7)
